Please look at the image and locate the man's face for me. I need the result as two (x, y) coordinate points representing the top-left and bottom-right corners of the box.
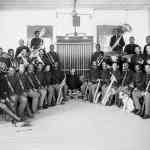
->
(102, 62), (107, 69)
(35, 32), (40, 38)
(45, 65), (50, 71)
(123, 63), (129, 71)
(8, 50), (14, 57)
(28, 64), (34, 73)
(19, 64), (25, 74)
(50, 45), (54, 51)
(37, 64), (43, 71)
(135, 65), (141, 72)
(146, 36), (150, 44)
(129, 37), (135, 44)
(145, 65), (150, 73)
(8, 67), (15, 76)
(146, 46), (150, 55)
(21, 49), (27, 57)
(96, 44), (100, 51)
(135, 47), (141, 54)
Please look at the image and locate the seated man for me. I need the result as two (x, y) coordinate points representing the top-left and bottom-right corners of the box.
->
(101, 61), (122, 106)
(35, 62), (48, 109)
(0, 75), (21, 122)
(142, 61), (150, 119)
(26, 64), (41, 113)
(118, 59), (135, 111)
(132, 64), (145, 116)
(3, 67), (28, 120)
(88, 61), (101, 103)
(51, 62), (67, 105)
(43, 65), (53, 106)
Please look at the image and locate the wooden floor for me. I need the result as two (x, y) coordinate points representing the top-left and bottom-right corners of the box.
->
(0, 99), (150, 150)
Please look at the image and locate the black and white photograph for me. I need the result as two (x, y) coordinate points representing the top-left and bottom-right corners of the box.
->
(0, 0), (150, 150)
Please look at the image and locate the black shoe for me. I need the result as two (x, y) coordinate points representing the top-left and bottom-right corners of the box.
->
(142, 115), (150, 119)
(135, 110), (141, 115)
(43, 105), (48, 109)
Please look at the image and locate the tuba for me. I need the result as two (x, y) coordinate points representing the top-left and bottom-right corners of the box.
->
(109, 24), (132, 52)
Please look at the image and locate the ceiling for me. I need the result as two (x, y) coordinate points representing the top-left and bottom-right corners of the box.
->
(0, 0), (150, 10)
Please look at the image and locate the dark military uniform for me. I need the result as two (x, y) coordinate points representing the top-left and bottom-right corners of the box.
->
(36, 71), (47, 108)
(143, 74), (150, 116)
(30, 38), (43, 50)
(132, 71), (145, 111)
(87, 68), (101, 102)
(3, 73), (28, 118)
(124, 44), (138, 55)
(91, 51), (104, 66)
(110, 35), (125, 53)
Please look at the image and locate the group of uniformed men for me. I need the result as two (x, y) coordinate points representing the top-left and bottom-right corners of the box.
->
(0, 30), (150, 125)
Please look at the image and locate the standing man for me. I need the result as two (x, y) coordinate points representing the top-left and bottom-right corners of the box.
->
(30, 30), (43, 50)
(91, 44), (104, 67)
(47, 44), (60, 68)
(110, 28), (125, 53)
(132, 64), (145, 115)
(124, 36), (139, 54)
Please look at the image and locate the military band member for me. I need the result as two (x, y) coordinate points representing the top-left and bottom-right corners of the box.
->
(26, 64), (40, 113)
(51, 62), (67, 105)
(46, 44), (60, 68)
(88, 61), (101, 102)
(91, 44), (104, 67)
(110, 28), (125, 53)
(131, 45), (144, 66)
(30, 30), (43, 50)
(0, 75), (21, 122)
(124, 36), (138, 55)
(132, 64), (145, 115)
(43, 65), (53, 106)
(4, 67), (28, 120)
(102, 60), (122, 105)
(66, 69), (82, 91)
(36, 62), (47, 109)
(101, 61), (111, 100)
(142, 61), (150, 119)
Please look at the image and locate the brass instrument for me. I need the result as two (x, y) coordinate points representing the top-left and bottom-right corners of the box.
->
(101, 74), (117, 105)
(109, 24), (132, 52)
(93, 79), (101, 104)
